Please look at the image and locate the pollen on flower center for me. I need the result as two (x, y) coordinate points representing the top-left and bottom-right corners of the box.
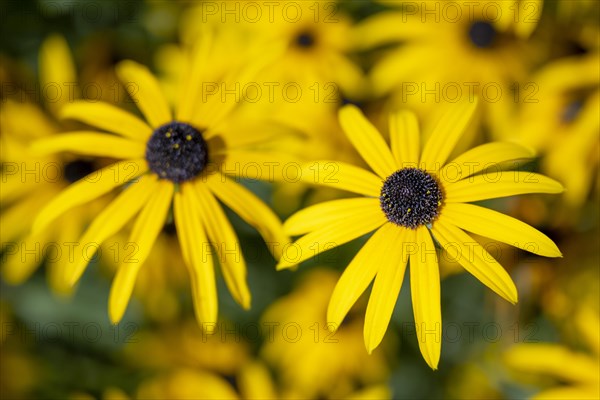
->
(380, 168), (443, 229)
(145, 121), (208, 183)
(468, 20), (497, 48)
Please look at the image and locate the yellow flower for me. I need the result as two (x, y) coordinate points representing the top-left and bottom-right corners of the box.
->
(29, 36), (289, 329)
(134, 361), (389, 400)
(355, 0), (540, 135)
(502, 53), (600, 207)
(181, 0), (366, 98)
(278, 100), (563, 369)
(504, 306), (600, 399)
(1, 35), (106, 295)
(261, 268), (390, 399)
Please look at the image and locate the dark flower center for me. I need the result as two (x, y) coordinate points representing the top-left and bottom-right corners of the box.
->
(64, 159), (96, 183)
(145, 121), (208, 183)
(380, 168), (443, 229)
(561, 99), (584, 123)
(468, 20), (497, 48)
(295, 30), (316, 48)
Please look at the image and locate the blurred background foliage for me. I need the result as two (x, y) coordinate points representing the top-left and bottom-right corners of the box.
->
(1, 0), (599, 399)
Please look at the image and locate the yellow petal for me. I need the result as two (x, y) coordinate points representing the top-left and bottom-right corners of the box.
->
(533, 386), (600, 400)
(176, 27), (214, 122)
(174, 184), (218, 330)
(390, 109), (420, 166)
(410, 226), (441, 370)
(505, 344), (599, 383)
(30, 132), (146, 159)
(442, 203), (562, 257)
(284, 198), (380, 236)
(353, 12), (431, 49)
(327, 223), (393, 330)
(32, 159), (148, 234)
(444, 172), (564, 203)
(69, 175), (158, 285)
(60, 101), (152, 141)
(339, 105), (397, 178)
(193, 182), (250, 309)
(2, 230), (51, 284)
(218, 149), (301, 182)
(115, 60), (172, 128)
(39, 34), (77, 115)
(109, 180), (173, 323)
(514, 0), (542, 38)
(420, 100), (479, 171)
(238, 362), (278, 400)
(277, 208), (387, 270)
(301, 160), (382, 197)
(431, 218), (518, 304)
(440, 142), (535, 181)
(364, 226), (409, 353)
(206, 173), (289, 260)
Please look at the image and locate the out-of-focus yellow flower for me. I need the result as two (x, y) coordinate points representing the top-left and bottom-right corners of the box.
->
(29, 32), (289, 328)
(181, 1), (366, 98)
(1, 35), (106, 295)
(502, 53), (600, 207)
(279, 100), (563, 368)
(261, 268), (390, 399)
(132, 360), (389, 400)
(355, 0), (540, 136)
(125, 319), (251, 376)
(505, 306), (600, 399)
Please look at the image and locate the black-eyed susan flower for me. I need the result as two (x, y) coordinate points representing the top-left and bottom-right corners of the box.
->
(355, 0), (540, 136)
(181, 0), (366, 98)
(277, 100), (563, 369)
(29, 38), (289, 329)
(503, 53), (600, 207)
(1, 35), (108, 295)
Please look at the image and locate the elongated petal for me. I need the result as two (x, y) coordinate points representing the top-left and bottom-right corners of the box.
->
(504, 344), (599, 383)
(431, 218), (518, 303)
(410, 226), (441, 370)
(339, 105), (397, 178)
(352, 12), (431, 49)
(32, 159), (148, 234)
(514, 0), (542, 38)
(302, 160), (382, 197)
(206, 173), (288, 260)
(277, 208), (387, 270)
(109, 180), (173, 323)
(390, 110), (420, 166)
(30, 132), (145, 159)
(442, 203), (561, 257)
(284, 198), (380, 236)
(2, 230), (51, 284)
(327, 223), (393, 329)
(61, 101), (152, 141)
(444, 172), (564, 203)
(116, 60), (172, 128)
(69, 175), (158, 285)
(174, 184), (218, 330)
(193, 182), (250, 309)
(440, 142), (535, 181)
(218, 149), (301, 182)
(364, 226), (409, 353)
(176, 27), (214, 122)
(420, 100), (479, 170)
(39, 34), (77, 115)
